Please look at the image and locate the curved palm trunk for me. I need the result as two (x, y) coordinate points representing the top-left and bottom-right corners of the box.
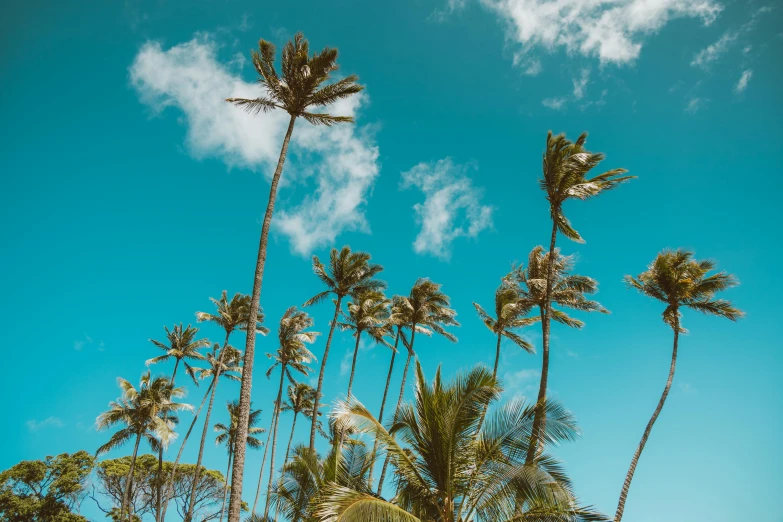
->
(309, 295), (344, 451)
(377, 327), (416, 495)
(346, 334), (362, 400)
(160, 378), (215, 521)
(283, 411), (298, 464)
(614, 320), (680, 522)
(156, 361), (180, 522)
(476, 332), (503, 436)
(368, 329), (399, 488)
(121, 432), (142, 521)
(252, 408), (276, 514)
(228, 114), (297, 522)
(219, 441), (233, 522)
(526, 219), (558, 464)
(264, 365), (288, 518)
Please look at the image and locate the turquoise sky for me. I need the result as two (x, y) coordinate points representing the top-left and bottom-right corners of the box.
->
(2, 1), (782, 521)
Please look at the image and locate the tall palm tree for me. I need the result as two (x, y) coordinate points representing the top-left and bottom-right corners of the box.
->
(147, 323), (208, 521)
(337, 290), (392, 400)
(531, 131), (632, 464)
(327, 362), (606, 522)
(304, 246), (386, 452)
(160, 292), (266, 521)
(376, 278), (459, 494)
(507, 246), (608, 460)
(260, 307), (319, 519)
(613, 250), (742, 521)
(96, 372), (191, 521)
(225, 32), (363, 522)
(215, 401), (265, 522)
(281, 383), (317, 465)
(182, 344), (244, 522)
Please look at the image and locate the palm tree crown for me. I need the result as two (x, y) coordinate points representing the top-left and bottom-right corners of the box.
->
(215, 400), (265, 453)
(147, 323), (209, 384)
(304, 246), (387, 307)
(397, 278), (460, 342)
(196, 291), (269, 339)
(194, 344), (244, 383)
(267, 307), (320, 381)
(226, 32), (364, 126)
(473, 281), (538, 354)
(338, 290), (392, 348)
(540, 131), (633, 243)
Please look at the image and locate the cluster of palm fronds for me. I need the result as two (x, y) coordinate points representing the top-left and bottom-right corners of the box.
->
(91, 31), (744, 522)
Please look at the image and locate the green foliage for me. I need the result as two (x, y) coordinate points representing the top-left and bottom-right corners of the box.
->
(0, 450), (94, 521)
(267, 307), (320, 381)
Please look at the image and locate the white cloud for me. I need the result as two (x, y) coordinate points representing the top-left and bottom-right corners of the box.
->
(735, 69), (752, 93)
(691, 31), (737, 69)
(130, 35), (380, 256)
(572, 68), (590, 99)
(401, 158), (493, 259)
(480, 0), (721, 65)
(685, 96), (707, 113)
(502, 368), (541, 399)
(542, 97), (568, 110)
(431, 0), (469, 21)
(27, 417), (64, 431)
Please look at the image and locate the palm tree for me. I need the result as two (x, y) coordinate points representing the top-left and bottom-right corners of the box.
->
(260, 307), (320, 519)
(147, 324), (208, 521)
(281, 383), (317, 465)
(184, 344), (244, 522)
(327, 362), (606, 522)
(96, 372), (191, 521)
(225, 32), (363, 522)
(613, 249), (742, 521)
(215, 401), (265, 522)
(376, 278), (459, 494)
(337, 290), (392, 400)
(507, 246), (608, 460)
(531, 131), (632, 464)
(303, 246), (386, 452)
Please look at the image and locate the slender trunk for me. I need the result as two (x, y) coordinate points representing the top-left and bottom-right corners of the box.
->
(309, 295), (343, 451)
(377, 327), (416, 495)
(346, 334), (362, 400)
(156, 361), (179, 522)
(614, 319), (680, 522)
(526, 219), (558, 464)
(219, 442), (233, 522)
(160, 377), (215, 521)
(368, 329), (399, 488)
(476, 332), (503, 436)
(252, 412), (276, 514)
(228, 114), (297, 522)
(264, 365), (287, 518)
(283, 412), (298, 465)
(121, 433), (142, 521)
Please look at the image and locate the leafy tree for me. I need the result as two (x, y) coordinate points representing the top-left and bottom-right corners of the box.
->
(376, 278), (459, 494)
(96, 372), (191, 521)
(614, 250), (743, 521)
(328, 363), (606, 522)
(303, 246), (385, 452)
(0, 451), (94, 522)
(225, 31), (363, 522)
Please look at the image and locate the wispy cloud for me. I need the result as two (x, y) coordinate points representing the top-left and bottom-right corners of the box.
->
(691, 31), (737, 69)
(685, 96), (707, 113)
(572, 68), (590, 99)
(27, 417), (64, 431)
(130, 35), (380, 256)
(431, 0), (468, 21)
(401, 158), (493, 259)
(542, 97), (568, 111)
(735, 69), (753, 93)
(502, 368), (541, 399)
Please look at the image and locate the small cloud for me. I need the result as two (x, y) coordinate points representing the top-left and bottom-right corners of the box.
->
(513, 54), (542, 76)
(678, 382), (695, 394)
(238, 13), (252, 32)
(566, 350), (580, 359)
(430, 0), (467, 21)
(691, 31), (737, 69)
(542, 97), (568, 110)
(735, 69), (752, 93)
(685, 97), (707, 113)
(74, 340), (84, 351)
(572, 68), (590, 99)
(27, 417), (64, 431)
(502, 368), (541, 400)
(742, 45), (752, 55)
(340, 347), (354, 377)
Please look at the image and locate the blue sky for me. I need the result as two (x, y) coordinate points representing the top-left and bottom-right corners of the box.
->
(1, 0), (782, 521)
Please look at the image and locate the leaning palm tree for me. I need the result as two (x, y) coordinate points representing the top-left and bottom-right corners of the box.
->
(376, 278), (459, 494)
(160, 292), (266, 521)
(96, 372), (191, 521)
(613, 250), (742, 521)
(281, 383), (317, 465)
(532, 131), (632, 464)
(507, 246), (608, 460)
(225, 32), (363, 522)
(215, 401), (265, 522)
(328, 362), (606, 522)
(337, 290), (392, 400)
(259, 307), (319, 519)
(147, 323), (208, 521)
(304, 246), (386, 452)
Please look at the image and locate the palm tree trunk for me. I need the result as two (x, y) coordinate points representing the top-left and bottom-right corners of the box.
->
(283, 411), (298, 465)
(368, 329), (399, 488)
(377, 327), (416, 495)
(252, 407), (276, 515)
(476, 332), (503, 436)
(264, 365), (287, 518)
(160, 378), (215, 521)
(309, 295), (343, 451)
(156, 361), (180, 522)
(228, 114), (297, 522)
(219, 441), (233, 522)
(346, 334), (362, 400)
(526, 219), (559, 464)
(614, 319), (680, 522)
(121, 432), (142, 521)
